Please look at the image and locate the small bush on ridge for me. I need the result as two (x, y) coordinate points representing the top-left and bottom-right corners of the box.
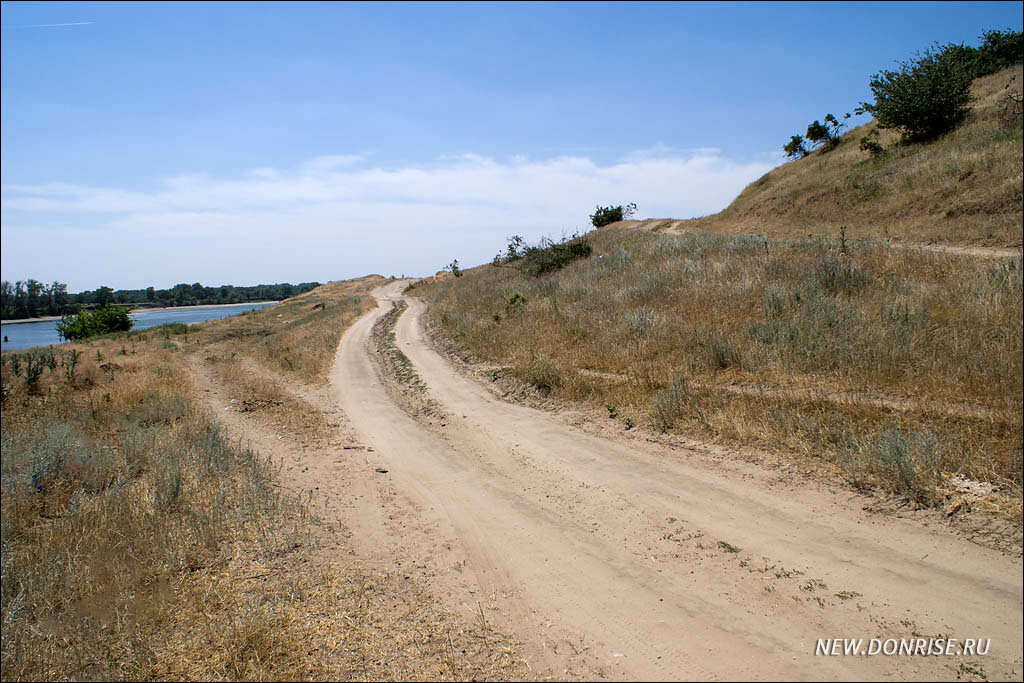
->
(590, 202), (637, 228)
(494, 234), (593, 277)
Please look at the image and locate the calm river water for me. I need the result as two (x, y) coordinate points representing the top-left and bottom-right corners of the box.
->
(1, 302), (276, 351)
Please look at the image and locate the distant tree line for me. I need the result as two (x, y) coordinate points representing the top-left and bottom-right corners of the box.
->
(0, 281), (74, 319)
(1, 279), (320, 320)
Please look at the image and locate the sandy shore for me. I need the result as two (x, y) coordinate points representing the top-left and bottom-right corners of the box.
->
(1, 301), (279, 325)
(2, 315), (63, 325)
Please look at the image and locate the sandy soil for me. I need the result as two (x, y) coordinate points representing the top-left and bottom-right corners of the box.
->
(574, 368), (1005, 422)
(316, 281), (1021, 680)
(1, 315), (66, 325)
(602, 220), (1023, 259)
(189, 349), (530, 679)
(900, 244), (1022, 259)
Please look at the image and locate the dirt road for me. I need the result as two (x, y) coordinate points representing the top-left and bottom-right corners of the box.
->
(605, 219), (1023, 259)
(330, 281), (1022, 681)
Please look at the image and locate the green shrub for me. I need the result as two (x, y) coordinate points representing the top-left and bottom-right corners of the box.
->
(859, 128), (885, 156)
(900, 31), (1021, 81)
(64, 348), (80, 384)
(23, 354), (45, 394)
(862, 44), (974, 142)
(817, 255), (870, 294)
(976, 28), (1023, 75)
(651, 375), (696, 431)
(494, 234), (593, 277)
(856, 428), (940, 505)
(57, 306), (134, 341)
(504, 292), (527, 316)
(524, 354), (561, 393)
(525, 238), (593, 277)
(590, 202), (637, 228)
(805, 114), (845, 151)
(783, 135), (809, 160)
(494, 235), (526, 265)
(709, 337), (741, 370)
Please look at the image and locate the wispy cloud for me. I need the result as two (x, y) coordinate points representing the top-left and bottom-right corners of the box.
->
(1, 148), (774, 289)
(15, 21), (95, 28)
(300, 155), (366, 173)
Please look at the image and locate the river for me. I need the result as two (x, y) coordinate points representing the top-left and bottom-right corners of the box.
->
(1, 302), (277, 351)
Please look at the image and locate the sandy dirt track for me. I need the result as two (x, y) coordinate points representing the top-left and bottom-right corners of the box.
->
(602, 219), (1023, 260)
(329, 281), (1022, 681)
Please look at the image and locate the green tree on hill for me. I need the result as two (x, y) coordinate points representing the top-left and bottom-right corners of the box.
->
(862, 44), (974, 142)
(805, 114), (845, 151)
(783, 135), (809, 159)
(975, 28), (1024, 75)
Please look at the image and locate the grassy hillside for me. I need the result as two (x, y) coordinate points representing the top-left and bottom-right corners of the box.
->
(676, 65), (1023, 247)
(417, 228), (1022, 512)
(419, 66), (1023, 522)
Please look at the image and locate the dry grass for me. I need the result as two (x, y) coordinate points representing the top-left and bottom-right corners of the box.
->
(370, 299), (444, 421)
(138, 547), (523, 681)
(187, 275), (386, 444)
(419, 227), (1022, 509)
(0, 334), (313, 680)
(197, 274), (385, 384)
(674, 65), (1023, 247)
(1, 275), (527, 681)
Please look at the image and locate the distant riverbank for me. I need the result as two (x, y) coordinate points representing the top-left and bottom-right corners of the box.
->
(2, 301), (279, 325)
(2, 301), (278, 351)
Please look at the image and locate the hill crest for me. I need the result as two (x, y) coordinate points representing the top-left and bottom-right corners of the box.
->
(610, 66), (1023, 248)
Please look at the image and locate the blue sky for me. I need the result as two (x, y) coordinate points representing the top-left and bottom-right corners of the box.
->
(2, 1), (1021, 290)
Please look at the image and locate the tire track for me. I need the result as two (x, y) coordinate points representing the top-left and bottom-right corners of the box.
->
(392, 286), (1021, 680)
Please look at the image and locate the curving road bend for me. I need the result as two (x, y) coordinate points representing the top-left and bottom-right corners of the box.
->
(330, 281), (1022, 681)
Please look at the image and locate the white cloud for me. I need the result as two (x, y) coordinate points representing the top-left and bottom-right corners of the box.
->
(620, 142), (676, 162)
(1, 148), (775, 289)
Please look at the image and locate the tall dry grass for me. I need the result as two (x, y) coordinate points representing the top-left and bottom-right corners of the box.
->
(681, 65), (1023, 247)
(0, 333), (316, 679)
(421, 227), (1023, 506)
(197, 274), (384, 384)
(2, 275), (527, 680)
